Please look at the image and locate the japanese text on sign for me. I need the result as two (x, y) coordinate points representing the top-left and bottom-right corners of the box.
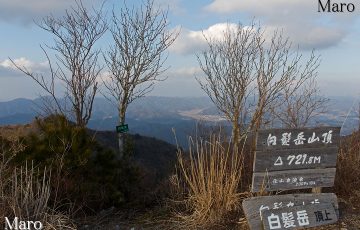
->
(262, 204), (337, 230)
(267, 210), (310, 229)
(267, 130), (333, 147)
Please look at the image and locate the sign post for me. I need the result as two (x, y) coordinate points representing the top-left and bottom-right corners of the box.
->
(116, 124), (129, 133)
(243, 126), (341, 229)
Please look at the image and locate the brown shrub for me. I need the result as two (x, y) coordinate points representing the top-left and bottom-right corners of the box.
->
(0, 138), (76, 229)
(169, 135), (249, 229)
(335, 131), (360, 205)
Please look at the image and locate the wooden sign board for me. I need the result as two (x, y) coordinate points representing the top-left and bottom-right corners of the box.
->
(256, 127), (340, 151)
(253, 147), (338, 172)
(252, 168), (336, 192)
(242, 193), (338, 230)
(262, 203), (338, 229)
(252, 127), (340, 192)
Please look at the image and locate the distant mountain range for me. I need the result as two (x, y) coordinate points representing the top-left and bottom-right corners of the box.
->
(0, 96), (224, 147)
(0, 96), (359, 146)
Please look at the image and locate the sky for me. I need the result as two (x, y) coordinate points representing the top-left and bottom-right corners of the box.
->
(0, 0), (360, 101)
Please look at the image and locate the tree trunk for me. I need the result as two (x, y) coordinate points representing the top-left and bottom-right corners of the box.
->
(118, 106), (126, 159)
(118, 132), (124, 159)
(232, 114), (240, 153)
(250, 98), (266, 151)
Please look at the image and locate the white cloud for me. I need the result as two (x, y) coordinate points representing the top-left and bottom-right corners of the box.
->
(295, 26), (344, 49)
(169, 27), (206, 55)
(154, 0), (186, 15)
(170, 23), (240, 55)
(171, 19), (345, 55)
(0, 0), (104, 25)
(261, 24), (345, 50)
(205, 0), (313, 15)
(204, 0), (358, 50)
(171, 66), (202, 78)
(0, 57), (48, 77)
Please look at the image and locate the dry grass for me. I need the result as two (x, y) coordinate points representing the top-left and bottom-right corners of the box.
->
(335, 131), (360, 205)
(0, 139), (76, 229)
(9, 163), (51, 221)
(169, 135), (248, 229)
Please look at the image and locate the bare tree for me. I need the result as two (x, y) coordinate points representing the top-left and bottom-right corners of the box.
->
(249, 31), (320, 133)
(270, 76), (329, 128)
(11, 1), (107, 127)
(103, 0), (178, 156)
(197, 22), (321, 150)
(197, 23), (259, 150)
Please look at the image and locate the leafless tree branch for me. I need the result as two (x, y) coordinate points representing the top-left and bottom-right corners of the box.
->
(197, 21), (323, 149)
(11, 0), (107, 127)
(103, 0), (178, 156)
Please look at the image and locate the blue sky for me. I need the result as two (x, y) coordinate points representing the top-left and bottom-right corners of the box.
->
(0, 0), (359, 101)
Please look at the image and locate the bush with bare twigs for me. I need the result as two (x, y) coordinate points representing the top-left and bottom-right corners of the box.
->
(335, 131), (360, 205)
(0, 139), (75, 229)
(2, 115), (144, 216)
